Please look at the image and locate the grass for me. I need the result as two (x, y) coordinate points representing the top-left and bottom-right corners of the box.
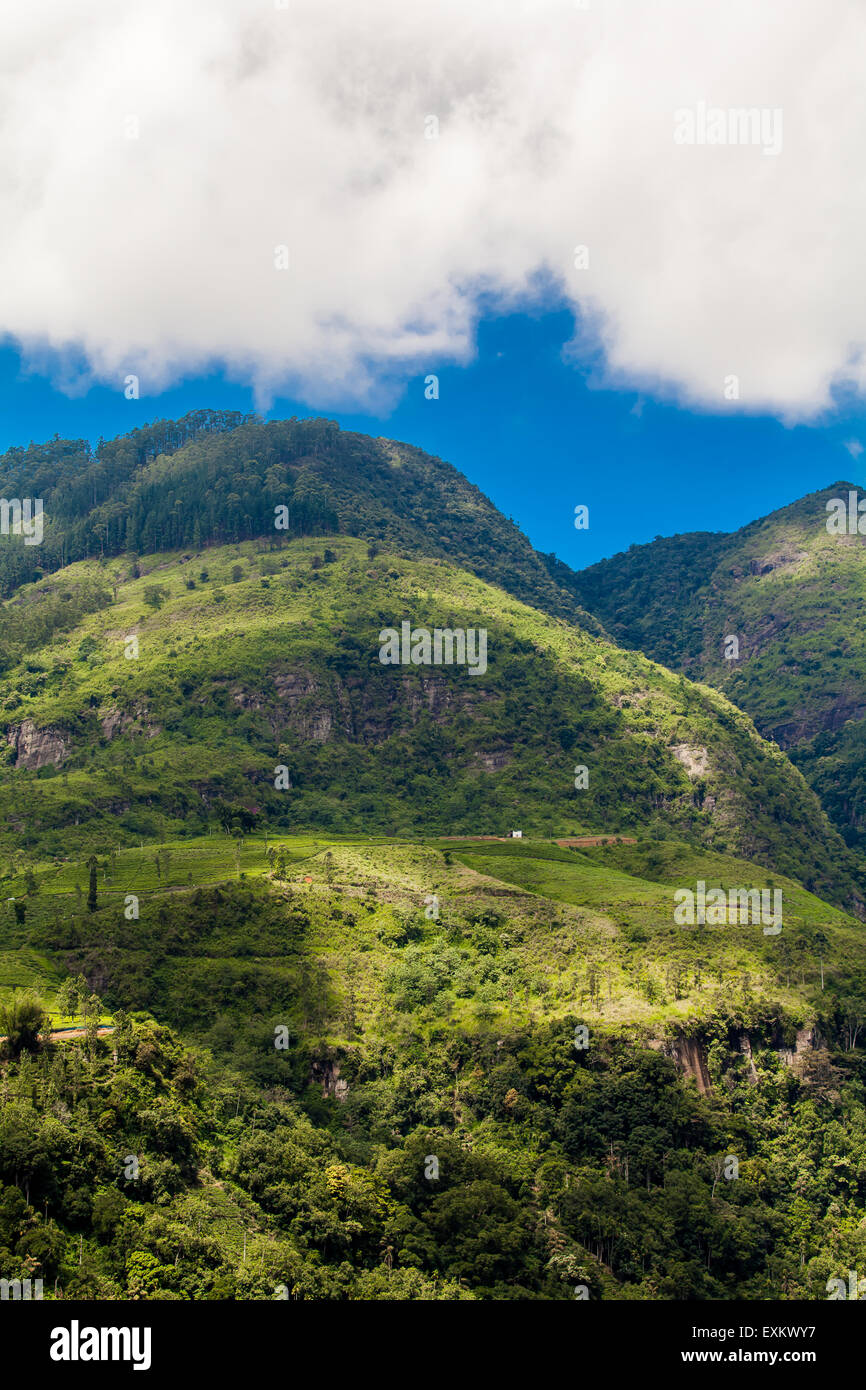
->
(0, 536), (857, 917)
(4, 831), (860, 1051)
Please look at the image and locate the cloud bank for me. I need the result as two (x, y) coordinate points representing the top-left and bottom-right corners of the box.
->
(2, 0), (865, 417)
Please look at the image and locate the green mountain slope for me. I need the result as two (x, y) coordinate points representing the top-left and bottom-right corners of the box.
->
(571, 484), (866, 851)
(1, 832), (865, 1300)
(0, 411), (602, 634)
(1, 420), (865, 1303)
(0, 534), (861, 911)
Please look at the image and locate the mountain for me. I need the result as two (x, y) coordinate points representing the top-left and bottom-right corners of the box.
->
(0, 414), (859, 915)
(2, 419), (866, 1304)
(570, 484), (866, 852)
(0, 410), (602, 634)
(0, 530), (861, 911)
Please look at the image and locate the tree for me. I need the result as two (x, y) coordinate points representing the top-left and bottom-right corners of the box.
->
(62, 975), (89, 1028)
(55, 976), (79, 1025)
(813, 929), (829, 991)
(143, 585), (169, 610)
(840, 996), (866, 1051)
(0, 991), (45, 1056)
(87, 856), (98, 912)
(585, 964), (602, 1009)
(153, 848), (171, 883)
(85, 993), (103, 1053)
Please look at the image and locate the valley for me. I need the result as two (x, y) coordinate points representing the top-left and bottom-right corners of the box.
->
(0, 415), (863, 1303)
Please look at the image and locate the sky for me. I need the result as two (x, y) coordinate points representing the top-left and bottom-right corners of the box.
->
(1, 312), (864, 570)
(2, 0), (866, 568)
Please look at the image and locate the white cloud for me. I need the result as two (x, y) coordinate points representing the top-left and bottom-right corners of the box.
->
(2, 0), (866, 417)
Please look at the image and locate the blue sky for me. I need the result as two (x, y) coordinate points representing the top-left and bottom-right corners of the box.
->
(5, 1), (866, 572)
(1, 311), (863, 570)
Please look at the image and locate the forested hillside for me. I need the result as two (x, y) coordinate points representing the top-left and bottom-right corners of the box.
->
(1, 835), (865, 1300)
(0, 412), (601, 634)
(571, 486), (866, 852)
(0, 419), (864, 1304)
(0, 536), (859, 911)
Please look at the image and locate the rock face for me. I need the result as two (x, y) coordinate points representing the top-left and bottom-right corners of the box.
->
(273, 673), (340, 742)
(666, 1036), (712, 1094)
(401, 673), (473, 721)
(765, 697), (866, 750)
(738, 1033), (759, 1084)
(472, 749), (512, 773)
(310, 1058), (348, 1102)
(777, 1027), (818, 1068)
(669, 744), (709, 779)
(7, 719), (69, 769)
(229, 666), (489, 746)
(100, 705), (161, 741)
(233, 671), (348, 742)
(7, 706), (162, 768)
(746, 547), (808, 578)
(656, 1028), (821, 1096)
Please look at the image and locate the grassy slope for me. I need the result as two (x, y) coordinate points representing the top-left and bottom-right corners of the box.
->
(0, 535), (859, 911)
(2, 831), (865, 1301)
(4, 831), (862, 1042)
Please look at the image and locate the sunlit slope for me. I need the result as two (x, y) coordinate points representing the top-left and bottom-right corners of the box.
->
(3, 829), (865, 1303)
(0, 535), (859, 908)
(4, 833), (862, 1045)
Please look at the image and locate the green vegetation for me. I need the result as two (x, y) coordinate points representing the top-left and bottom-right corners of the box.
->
(0, 411), (601, 631)
(0, 416), (863, 1302)
(0, 533), (859, 913)
(0, 835), (864, 1300)
(571, 484), (866, 853)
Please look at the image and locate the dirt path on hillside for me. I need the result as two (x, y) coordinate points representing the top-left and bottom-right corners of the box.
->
(0, 1026), (116, 1044)
(555, 836), (638, 848)
(436, 835), (638, 848)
